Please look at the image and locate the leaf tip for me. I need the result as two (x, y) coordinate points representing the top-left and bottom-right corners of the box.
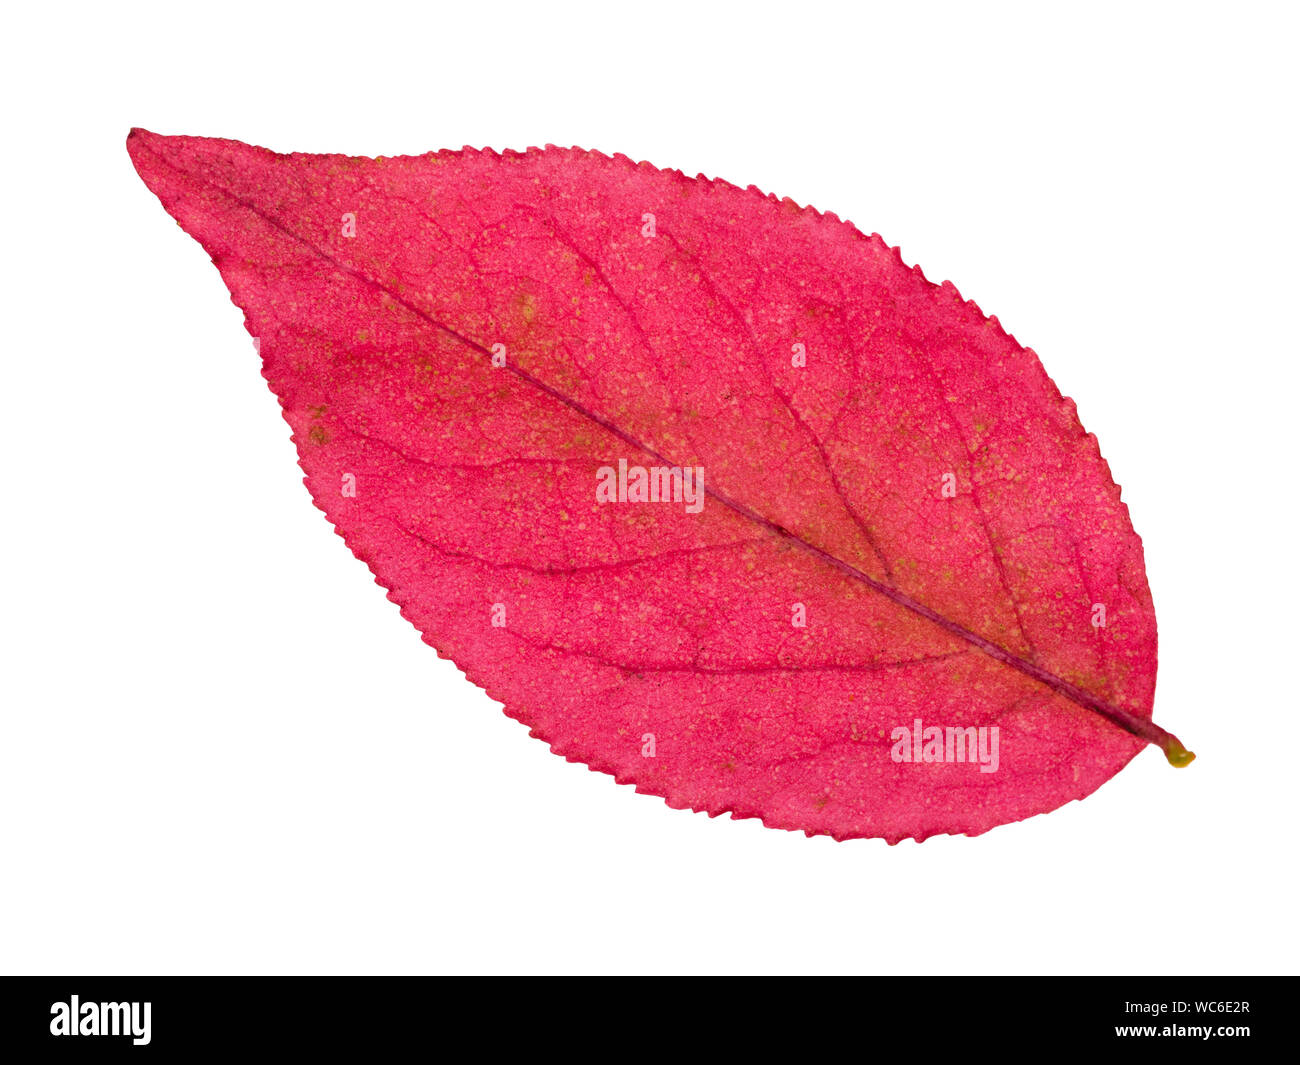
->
(126, 127), (160, 167)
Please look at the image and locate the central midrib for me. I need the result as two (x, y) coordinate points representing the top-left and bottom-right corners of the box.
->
(138, 137), (1178, 755)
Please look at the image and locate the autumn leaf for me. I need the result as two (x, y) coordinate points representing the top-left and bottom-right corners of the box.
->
(126, 129), (1192, 843)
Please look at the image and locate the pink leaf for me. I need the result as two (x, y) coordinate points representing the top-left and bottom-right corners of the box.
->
(127, 129), (1192, 842)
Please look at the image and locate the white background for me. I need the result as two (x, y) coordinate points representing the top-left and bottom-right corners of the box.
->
(3, 1), (1296, 975)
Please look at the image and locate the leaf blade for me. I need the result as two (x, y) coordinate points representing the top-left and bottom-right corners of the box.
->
(128, 129), (1185, 841)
